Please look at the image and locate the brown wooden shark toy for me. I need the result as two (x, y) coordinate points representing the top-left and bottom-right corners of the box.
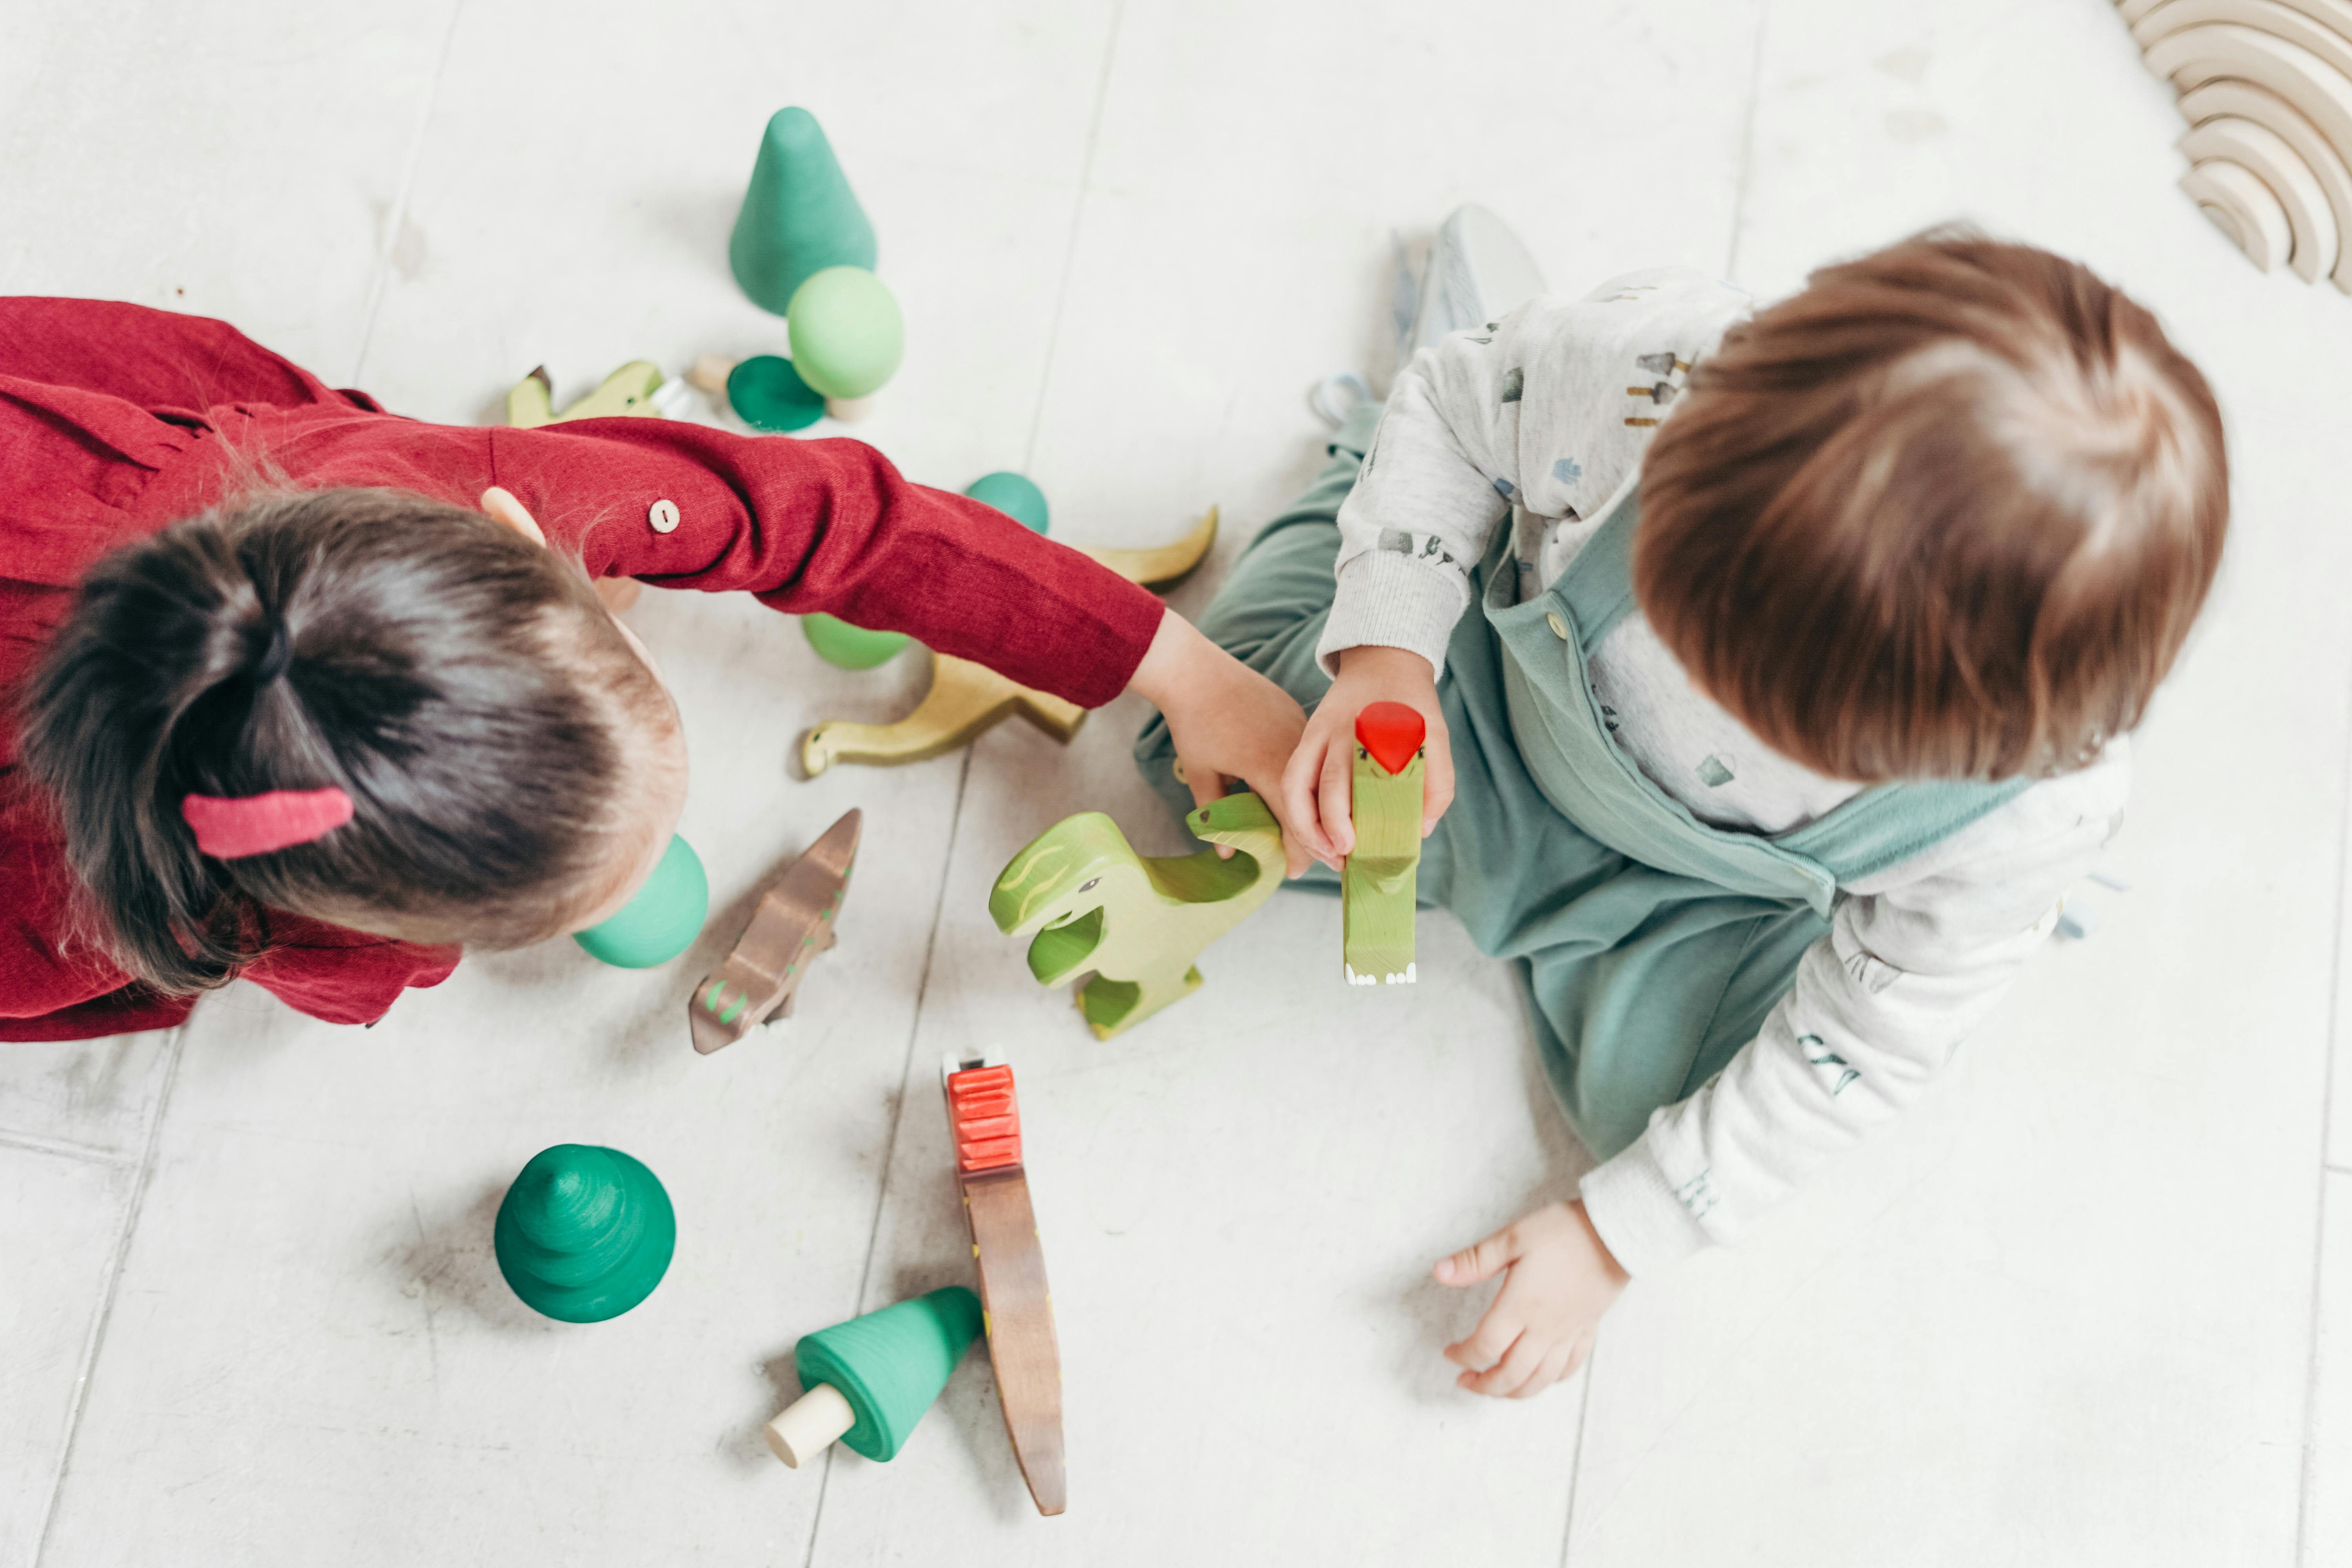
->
(688, 809), (861, 1053)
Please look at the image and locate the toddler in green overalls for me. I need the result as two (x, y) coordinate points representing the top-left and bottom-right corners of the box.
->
(1138, 219), (2228, 1399)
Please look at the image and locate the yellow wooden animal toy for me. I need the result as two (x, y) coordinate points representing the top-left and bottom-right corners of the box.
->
(798, 510), (1220, 775)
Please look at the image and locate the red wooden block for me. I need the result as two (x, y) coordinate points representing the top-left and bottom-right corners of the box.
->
(1354, 701), (1426, 777)
(949, 1064), (1023, 1173)
(958, 1134), (1024, 1172)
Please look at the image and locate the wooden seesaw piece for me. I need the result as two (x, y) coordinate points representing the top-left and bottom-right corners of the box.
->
(797, 509), (1220, 776)
(944, 1052), (1065, 1516)
(990, 791), (1285, 1039)
(688, 809), (860, 1053)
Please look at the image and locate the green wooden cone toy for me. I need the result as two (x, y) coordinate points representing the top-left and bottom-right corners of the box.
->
(730, 107), (877, 317)
(494, 1144), (677, 1323)
(962, 471), (1050, 535)
(764, 1286), (983, 1466)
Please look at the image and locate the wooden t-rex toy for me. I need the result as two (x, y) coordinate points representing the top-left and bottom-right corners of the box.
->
(799, 509), (1220, 775)
(989, 791), (1284, 1039)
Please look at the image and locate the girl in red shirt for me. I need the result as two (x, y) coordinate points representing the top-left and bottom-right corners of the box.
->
(0, 298), (1307, 1041)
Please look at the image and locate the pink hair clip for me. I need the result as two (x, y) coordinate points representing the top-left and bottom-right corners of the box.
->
(181, 788), (355, 859)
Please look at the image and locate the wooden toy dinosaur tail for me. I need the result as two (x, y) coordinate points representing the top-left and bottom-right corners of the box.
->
(800, 654), (1085, 775)
(794, 509), (1220, 777)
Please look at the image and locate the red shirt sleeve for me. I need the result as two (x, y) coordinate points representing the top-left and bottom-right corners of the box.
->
(498, 420), (1165, 710)
(215, 405), (1166, 710)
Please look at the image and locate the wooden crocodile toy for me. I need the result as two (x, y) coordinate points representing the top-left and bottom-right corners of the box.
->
(688, 809), (860, 1053)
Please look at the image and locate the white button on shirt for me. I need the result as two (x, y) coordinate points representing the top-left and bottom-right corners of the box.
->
(648, 498), (681, 533)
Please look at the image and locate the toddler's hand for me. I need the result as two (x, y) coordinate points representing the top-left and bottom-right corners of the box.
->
(1436, 1200), (1628, 1399)
(1280, 644), (1454, 871)
(1129, 612), (1314, 876)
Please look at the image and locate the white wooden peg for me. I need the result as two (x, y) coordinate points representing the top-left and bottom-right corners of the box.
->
(762, 1381), (857, 1468)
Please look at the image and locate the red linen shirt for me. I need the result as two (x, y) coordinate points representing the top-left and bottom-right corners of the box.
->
(0, 297), (1164, 1041)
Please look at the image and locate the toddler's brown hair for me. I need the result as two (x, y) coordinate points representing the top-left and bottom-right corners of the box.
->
(1636, 230), (2227, 782)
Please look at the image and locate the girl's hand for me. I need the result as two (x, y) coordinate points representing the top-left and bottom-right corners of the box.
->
(1279, 644), (1455, 871)
(1129, 612), (1315, 877)
(1435, 1200), (1628, 1399)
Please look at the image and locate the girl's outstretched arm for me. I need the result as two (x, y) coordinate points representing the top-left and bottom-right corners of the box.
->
(486, 419), (1165, 709)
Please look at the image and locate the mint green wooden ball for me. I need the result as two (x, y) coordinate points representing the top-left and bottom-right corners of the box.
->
(803, 612), (910, 669)
(962, 471), (1049, 535)
(786, 267), (904, 399)
(574, 835), (708, 967)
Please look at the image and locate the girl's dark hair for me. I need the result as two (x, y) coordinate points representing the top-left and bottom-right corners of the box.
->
(20, 487), (673, 994)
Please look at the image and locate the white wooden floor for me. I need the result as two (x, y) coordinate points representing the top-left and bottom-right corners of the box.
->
(5, 2), (2351, 1563)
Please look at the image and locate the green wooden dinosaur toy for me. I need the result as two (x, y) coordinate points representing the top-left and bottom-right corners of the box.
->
(989, 792), (1285, 1039)
(505, 361), (666, 428)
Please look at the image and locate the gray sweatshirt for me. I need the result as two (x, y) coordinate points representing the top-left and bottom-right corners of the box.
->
(1317, 268), (2125, 1276)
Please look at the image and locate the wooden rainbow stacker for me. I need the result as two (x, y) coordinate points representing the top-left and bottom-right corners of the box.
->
(1343, 702), (1425, 986)
(942, 1052), (1066, 1515)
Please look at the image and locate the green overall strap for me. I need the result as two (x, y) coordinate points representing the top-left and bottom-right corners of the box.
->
(1777, 777), (2031, 882)
(1555, 492), (1643, 652)
(1543, 479), (2030, 887)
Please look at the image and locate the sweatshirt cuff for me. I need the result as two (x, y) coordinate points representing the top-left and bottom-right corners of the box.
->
(1314, 548), (1470, 681)
(1578, 1134), (1716, 1278)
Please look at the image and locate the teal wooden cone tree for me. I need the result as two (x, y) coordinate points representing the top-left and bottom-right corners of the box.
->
(767, 1286), (983, 1465)
(494, 1144), (677, 1323)
(730, 107), (877, 316)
